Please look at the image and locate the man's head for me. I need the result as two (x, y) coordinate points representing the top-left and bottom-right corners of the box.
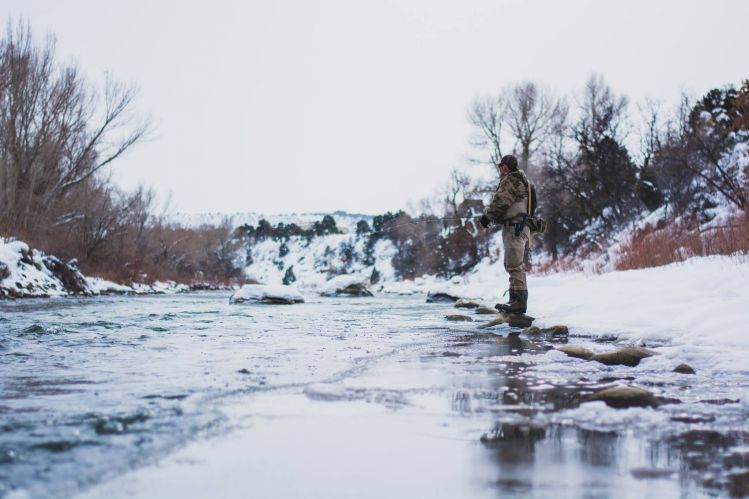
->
(497, 155), (518, 175)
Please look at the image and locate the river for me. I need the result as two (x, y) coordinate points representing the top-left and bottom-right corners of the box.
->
(1, 293), (747, 498)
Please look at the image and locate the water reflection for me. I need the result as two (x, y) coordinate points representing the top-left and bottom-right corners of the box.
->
(441, 328), (749, 497)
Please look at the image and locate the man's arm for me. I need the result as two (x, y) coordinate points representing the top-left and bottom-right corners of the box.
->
(485, 177), (526, 224)
(486, 180), (512, 223)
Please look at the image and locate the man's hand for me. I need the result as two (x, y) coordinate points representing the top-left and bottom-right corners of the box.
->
(480, 215), (491, 228)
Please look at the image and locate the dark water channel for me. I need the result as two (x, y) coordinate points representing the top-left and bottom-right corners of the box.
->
(1, 293), (747, 498)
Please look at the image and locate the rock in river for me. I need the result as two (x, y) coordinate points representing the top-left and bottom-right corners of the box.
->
(556, 345), (595, 361)
(445, 314), (473, 322)
(477, 312), (535, 329)
(591, 347), (658, 367)
(230, 284), (304, 304)
(426, 292), (461, 303)
(672, 363), (696, 375)
(474, 305), (497, 315)
(588, 385), (661, 409)
(454, 299), (480, 309)
(320, 275), (373, 297)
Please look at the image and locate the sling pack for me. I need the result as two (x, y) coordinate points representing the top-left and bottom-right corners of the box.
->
(525, 181), (546, 236)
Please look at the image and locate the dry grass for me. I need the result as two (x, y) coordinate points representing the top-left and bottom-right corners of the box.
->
(615, 213), (749, 271)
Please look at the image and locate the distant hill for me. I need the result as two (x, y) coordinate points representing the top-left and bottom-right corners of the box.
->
(167, 211), (374, 233)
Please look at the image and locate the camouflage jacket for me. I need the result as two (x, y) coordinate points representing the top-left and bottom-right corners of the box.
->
(486, 170), (530, 224)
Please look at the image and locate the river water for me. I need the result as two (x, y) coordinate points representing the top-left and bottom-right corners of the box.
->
(1, 293), (747, 498)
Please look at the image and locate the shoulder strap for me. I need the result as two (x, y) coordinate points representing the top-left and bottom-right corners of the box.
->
(527, 181), (532, 214)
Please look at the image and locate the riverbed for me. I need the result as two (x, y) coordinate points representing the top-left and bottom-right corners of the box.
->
(1, 293), (747, 498)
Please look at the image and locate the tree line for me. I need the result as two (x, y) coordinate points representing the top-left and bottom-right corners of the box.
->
(0, 21), (242, 285)
(461, 76), (749, 260)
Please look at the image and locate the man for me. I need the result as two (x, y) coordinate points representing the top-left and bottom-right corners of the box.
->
(480, 154), (531, 314)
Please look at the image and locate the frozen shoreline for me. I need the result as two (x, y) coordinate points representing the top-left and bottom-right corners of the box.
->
(0, 238), (204, 298)
(437, 255), (749, 374)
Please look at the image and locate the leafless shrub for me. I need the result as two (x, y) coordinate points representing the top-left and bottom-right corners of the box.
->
(615, 213), (749, 270)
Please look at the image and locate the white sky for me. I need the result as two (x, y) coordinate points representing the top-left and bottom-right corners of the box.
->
(4, 0), (749, 215)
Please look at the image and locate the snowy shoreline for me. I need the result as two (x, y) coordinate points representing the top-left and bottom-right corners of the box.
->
(0, 238), (204, 299)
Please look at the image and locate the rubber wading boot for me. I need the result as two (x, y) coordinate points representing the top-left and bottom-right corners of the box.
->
(495, 289), (528, 314)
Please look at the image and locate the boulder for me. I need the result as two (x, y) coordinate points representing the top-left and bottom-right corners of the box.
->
(41, 256), (90, 294)
(591, 347), (658, 367)
(454, 299), (480, 309)
(474, 305), (497, 315)
(445, 314), (473, 322)
(556, 345), (595, 361)
(477, 313), (508, 329)
(0, 261), (9, 280)
(588, 385), (661, 409)
(336, 283), (374, 297)
(320, 275), (373, 297)
(230, 284), (304, 304)
(672, 363), (696, 375)
(426, 292), (460, 303)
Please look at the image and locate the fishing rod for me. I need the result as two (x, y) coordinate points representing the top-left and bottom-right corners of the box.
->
(375, 215), (483, 232)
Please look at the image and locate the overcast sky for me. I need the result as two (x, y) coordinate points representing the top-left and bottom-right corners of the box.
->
(4, 0), (748, 215)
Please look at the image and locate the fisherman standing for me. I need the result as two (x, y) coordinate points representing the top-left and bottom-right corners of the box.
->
(480, 154), (531, 314)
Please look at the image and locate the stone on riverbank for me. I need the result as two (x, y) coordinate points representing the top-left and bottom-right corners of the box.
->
(42, 256), (90, 295)
(474, 305), (497, 315)
(446, 314), (473, 322)
(672, 363), (696, 375)
(230, 284), (304, 304)
(454, 299), (480, 309)
(556, 345), (595, 360)
(591, 347), (658, 367)
(588, 385), (661, 409)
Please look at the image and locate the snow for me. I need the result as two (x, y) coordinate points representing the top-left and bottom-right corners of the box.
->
(0, 238), (69, 297)
(242, 232), (397, 290)
(551, 401), (670, 431)
(134, 281), (190, 294)
(85, 277), (133, 295)
(230, 284), (304, 304)
(410, 254), (749, 373)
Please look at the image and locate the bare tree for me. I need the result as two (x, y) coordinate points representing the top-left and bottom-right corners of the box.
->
(467, 94), (506, 167)
(443, 168), (472, 218)
(0, 19), (151, 236)
(504, 81), (567, 177)
(574, 74), (628, 147)
(637, 99), (664, 169)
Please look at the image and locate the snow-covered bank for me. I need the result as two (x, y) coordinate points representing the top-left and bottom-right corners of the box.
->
(422, 255), (749, 372)
(0, 238), (190, 298)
